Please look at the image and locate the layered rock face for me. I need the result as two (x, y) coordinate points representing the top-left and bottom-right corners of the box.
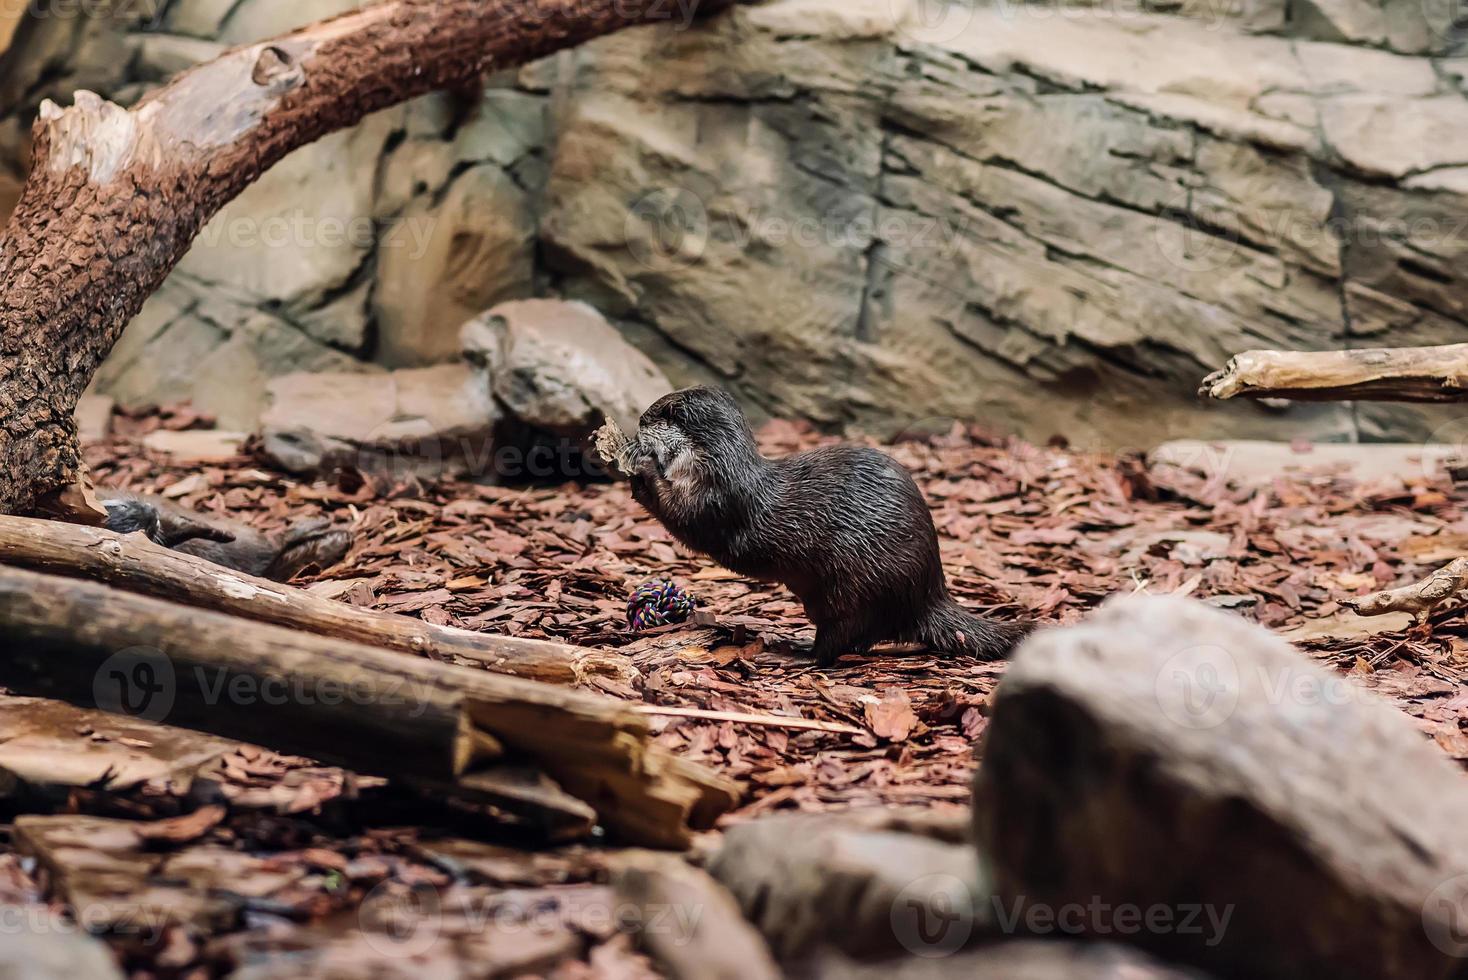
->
(1, 0), (1465, 445)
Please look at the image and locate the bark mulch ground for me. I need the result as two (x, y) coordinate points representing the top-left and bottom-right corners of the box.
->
(7, 409), (1457, 976)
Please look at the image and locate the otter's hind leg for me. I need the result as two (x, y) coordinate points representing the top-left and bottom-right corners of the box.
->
(811, 618), (877, 668)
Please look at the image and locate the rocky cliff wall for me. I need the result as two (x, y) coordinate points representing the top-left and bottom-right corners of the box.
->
(2, 0), (1466, 447)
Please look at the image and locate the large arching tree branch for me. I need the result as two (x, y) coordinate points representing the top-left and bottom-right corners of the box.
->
(0, 0), (728, 516)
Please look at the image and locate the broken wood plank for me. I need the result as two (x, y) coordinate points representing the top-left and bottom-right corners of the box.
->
(1200, 343), (1468, 402)
(0, 566), (738, 847)
(14, 813), (301, 934)
(0, 694), (237, 801)
(0, 515), (634, 687)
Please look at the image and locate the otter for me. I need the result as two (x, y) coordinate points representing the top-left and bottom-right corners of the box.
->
(626, 386), (1029, 665)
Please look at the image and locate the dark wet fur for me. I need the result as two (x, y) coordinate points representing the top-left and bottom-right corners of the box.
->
(628, 386), (1030, 666)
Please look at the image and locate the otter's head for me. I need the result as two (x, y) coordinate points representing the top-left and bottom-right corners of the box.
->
(629, 386), (761, 520)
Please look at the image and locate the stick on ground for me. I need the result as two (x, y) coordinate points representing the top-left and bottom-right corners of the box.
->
(1342, 558), (1468, 623)
(1200, 344), (1468, 402)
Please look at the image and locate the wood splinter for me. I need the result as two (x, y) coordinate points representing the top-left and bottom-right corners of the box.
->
(1342, 558), (1468, 623)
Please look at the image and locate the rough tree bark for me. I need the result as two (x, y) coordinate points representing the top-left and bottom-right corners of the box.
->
(0, 0), (729, 516)
(1200, 344), (1468, 402)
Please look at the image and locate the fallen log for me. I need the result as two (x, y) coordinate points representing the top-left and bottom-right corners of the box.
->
(0, 565), (738, 848)
(1342, 558), (1468, 623)
(1199, 344), (1468, 402)
(0, 515), (634, 686)
(0, 694), (238, 802)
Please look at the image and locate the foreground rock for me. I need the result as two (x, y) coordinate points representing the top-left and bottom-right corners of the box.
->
(259, 363), (499, 480)
(814, 941), (1207, 979)
(708, 811), (981, 962)
(974, 596), (1468, 979)
(0, 928), (124, 980)
(612, 852), (780, 980)
(462, 298), (671, 439)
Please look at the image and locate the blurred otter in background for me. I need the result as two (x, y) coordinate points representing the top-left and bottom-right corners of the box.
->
(100, 490), (351, 582)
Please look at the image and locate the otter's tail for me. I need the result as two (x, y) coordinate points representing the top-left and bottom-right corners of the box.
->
(918, 599), (1032, 660)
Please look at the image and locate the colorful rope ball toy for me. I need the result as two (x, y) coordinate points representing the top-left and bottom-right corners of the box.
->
(627, 579), (699, 631)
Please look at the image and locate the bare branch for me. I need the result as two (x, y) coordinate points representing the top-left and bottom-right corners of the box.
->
(1200, 344), (1468, 403)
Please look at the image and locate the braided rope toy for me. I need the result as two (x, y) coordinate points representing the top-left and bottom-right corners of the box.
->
(627, 579), (699, 631)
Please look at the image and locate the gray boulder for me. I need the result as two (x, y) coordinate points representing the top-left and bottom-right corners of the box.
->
(974, 595), (1468, 980)
(260, 363), (499, 481)
(707, 811), (982, 962)
(462, 298), (671, 438)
